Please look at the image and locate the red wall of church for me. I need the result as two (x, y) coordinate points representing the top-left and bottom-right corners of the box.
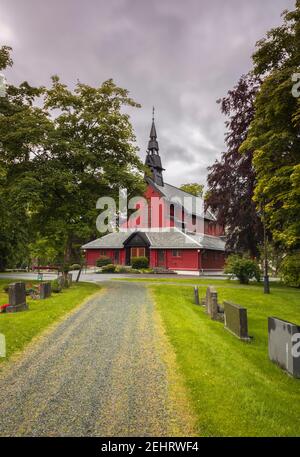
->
(126, 183), (224, 235)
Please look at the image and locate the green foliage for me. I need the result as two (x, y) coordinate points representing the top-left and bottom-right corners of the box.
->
(179, 182), (204, 197)
(279, 252), (300, 287)
(51, 279), (62, 293)
(225, 254), (261, 284)
(0, 45), (145, 268)
(96, 256), (112, 267)
(115, 265), (131, 273)
(101, 264), (116, 273)
(240, 3), (300, 250)
(70, 263), (81, 270)
(131, 256), (149, 269)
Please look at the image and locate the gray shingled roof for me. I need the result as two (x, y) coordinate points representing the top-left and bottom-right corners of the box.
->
(81, 232), (129, 249)
(82, 229), (225, 251)
(148, 179), (216, 221)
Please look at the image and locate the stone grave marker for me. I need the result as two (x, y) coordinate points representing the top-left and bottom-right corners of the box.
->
(223, 301), (250, 341)
(39, 282), (52, 299)
(268, 317), (300, 378)
(7, 282), (28, 313)
(57, 276), (65, 289)
(206, 286), (219, 320)
(67, 273), (73, 286)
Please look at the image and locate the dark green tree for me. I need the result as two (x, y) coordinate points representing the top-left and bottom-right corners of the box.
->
(241, 3), (300, 250)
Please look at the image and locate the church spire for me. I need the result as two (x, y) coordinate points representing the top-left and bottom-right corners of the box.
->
(145, 107), (164, 186)
(148, 107), (159, 152)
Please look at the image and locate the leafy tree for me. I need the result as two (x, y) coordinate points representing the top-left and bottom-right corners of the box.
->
(241, 3), (300, 250)
(279, 252), (300, 287)
(180, 182), (203, 197)
(0, 46), (145, 266)
(206, 74), (263, 257)
(0, 46), (41, 269)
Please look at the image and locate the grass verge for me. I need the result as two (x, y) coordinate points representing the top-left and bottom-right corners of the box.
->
(152, 282), (300, 436)
(0, 279), (101, 365)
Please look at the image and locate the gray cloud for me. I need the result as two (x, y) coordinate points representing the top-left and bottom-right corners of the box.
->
(1, 0), (295, 185)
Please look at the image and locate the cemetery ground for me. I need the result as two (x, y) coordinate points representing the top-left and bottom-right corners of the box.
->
(0, 278), (100, 363)
(0, 275), (299, 436)
(150, 280), (300, 436)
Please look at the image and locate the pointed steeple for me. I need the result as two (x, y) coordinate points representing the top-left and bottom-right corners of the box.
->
(148, 107), (159, 152)
(145, 107), (164, 186)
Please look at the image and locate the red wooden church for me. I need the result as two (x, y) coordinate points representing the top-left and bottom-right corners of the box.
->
(82, 115), (226, 273)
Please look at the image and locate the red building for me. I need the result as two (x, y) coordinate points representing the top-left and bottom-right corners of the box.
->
(82, 115), (226, 273)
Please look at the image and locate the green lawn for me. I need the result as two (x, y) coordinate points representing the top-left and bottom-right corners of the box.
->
(152, 282), (300, 437)
(0, 279), (101, 365)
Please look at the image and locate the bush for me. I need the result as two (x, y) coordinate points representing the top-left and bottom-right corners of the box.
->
(101, 264), (116, 273)
(115, 265), (131, 273)
(51, 279), (62, 293)
(96, 256), (112, 267)
(131, 256), (149, 269)
(70, 263), (81, 270)
(225, 254), (261, 284)
(279, 252), (300, 288)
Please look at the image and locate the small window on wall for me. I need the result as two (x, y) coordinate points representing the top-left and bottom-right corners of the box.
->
(100, 250), (106, 256)
(172, 250), (181, 257)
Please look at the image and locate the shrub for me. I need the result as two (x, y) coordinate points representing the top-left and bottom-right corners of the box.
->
(224, 254), (261, 284)
(51, 279), (62, 293)
(96, 256), (112, 267)
(131, 256), (149, 269)
(115, 265), (131, 273)
(279, 252), (300, 288)
(70, 263), (81, 270)
(101, 264), (116, 273)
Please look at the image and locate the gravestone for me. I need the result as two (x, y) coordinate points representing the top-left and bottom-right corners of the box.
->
(57, 276), (65, 289)
(194, 286), (199, 305)
(67, 273), (73, 286)
(39, 282), (51, 299)
(223, 301), (250, 340)
(7, 282), (28, 313)
(268, 317), (300, 378)
(206, 286), (219, 320)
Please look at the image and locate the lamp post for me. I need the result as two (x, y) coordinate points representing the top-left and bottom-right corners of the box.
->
(262, 199), (270, 294)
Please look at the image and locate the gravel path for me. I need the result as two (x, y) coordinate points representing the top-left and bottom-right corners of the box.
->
(0, 282), (187, 437)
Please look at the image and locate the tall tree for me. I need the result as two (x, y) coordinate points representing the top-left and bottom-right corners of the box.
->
(180, 182), (203, 197)
(241, 2), (300, 250)
(206, 74), (263, 257)
(0, 47), (145, 267)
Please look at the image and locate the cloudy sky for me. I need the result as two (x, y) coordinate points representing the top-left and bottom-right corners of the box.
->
(0, 0), (295, 186)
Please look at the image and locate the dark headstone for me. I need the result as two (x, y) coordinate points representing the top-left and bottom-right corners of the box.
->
(7, 282), (28, 313)
(67, 273), (73, 286)
(268, 317), (300, 378)
(224, 301), (250, 340)
(194, 286), (199, 305)
(39, 282), (52, 299)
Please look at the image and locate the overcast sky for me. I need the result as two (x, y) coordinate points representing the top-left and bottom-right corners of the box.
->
(0, 0), (296, 186)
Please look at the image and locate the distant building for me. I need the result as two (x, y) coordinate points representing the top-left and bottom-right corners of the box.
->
(82, 113), (226, 273)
